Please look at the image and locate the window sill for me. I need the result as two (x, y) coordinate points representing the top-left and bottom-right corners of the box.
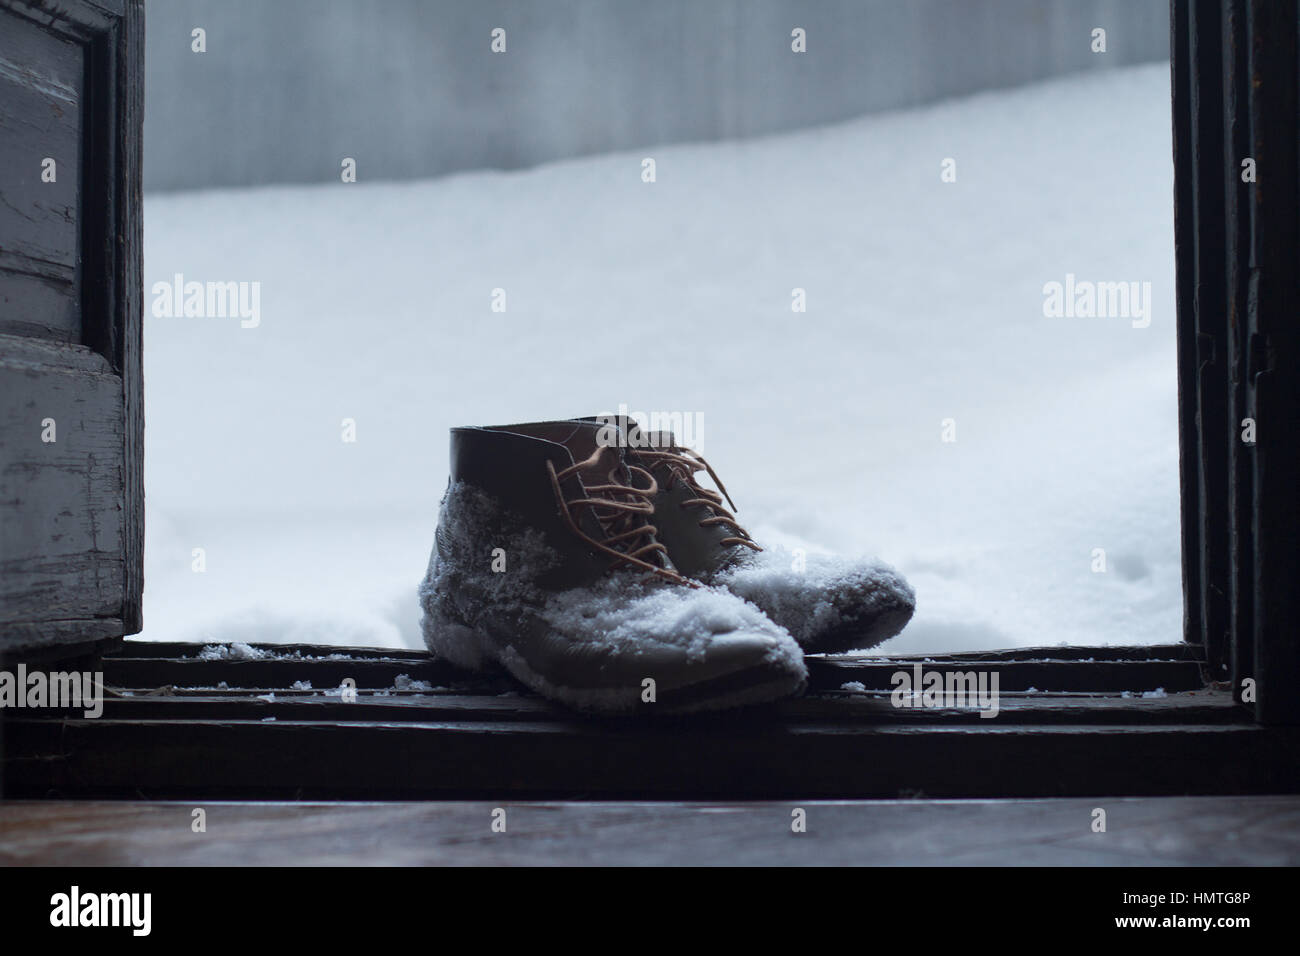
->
(3, 639), (1295, 800)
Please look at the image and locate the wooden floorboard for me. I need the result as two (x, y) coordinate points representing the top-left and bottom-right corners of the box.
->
(1, 796), (1296, 866)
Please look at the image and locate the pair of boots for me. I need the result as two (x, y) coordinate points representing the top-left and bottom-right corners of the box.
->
(418, 419), (914, 713)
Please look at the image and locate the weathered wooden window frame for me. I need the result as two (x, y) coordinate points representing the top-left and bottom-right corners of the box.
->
(1172, 0), (1299, 725)
(0, 0), (143, 658)
(3, 0), (1298, 799)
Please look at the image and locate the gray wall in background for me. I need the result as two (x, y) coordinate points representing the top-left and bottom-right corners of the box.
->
(143, 0), (1170, 192)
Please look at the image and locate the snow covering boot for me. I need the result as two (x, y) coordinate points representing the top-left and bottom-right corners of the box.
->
(418, 421), (806, 713)
(580, 417), (916, 654)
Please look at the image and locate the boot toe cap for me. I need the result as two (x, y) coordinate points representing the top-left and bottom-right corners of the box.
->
(720, 550), (917, 654)
(494, 581), (807, 713)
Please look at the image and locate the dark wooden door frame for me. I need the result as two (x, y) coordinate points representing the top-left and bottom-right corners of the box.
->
(0, 0), (143, 654)
(82, 0), (145, 636)
(1172, 0), (1300, 725)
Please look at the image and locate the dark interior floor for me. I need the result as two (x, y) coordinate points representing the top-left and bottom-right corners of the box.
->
(1, 796), (1298, 866)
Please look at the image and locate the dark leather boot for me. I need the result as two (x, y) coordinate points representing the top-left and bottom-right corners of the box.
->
(579, 416), (915, 654)
(418, 421), (806, 713)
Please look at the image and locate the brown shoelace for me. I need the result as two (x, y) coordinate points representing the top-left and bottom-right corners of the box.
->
(546, 447), (693, 585)
(635, 446), (762, 551)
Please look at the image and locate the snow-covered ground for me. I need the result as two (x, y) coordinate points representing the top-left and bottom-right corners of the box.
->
(140, 62), (1180, 655)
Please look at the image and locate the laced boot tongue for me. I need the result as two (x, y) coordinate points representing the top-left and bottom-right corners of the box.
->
(568, 443), (624, 485)
(633, 442), (759, 553)
(567, 446), (657, 531)
(547, 443), (688, 583)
